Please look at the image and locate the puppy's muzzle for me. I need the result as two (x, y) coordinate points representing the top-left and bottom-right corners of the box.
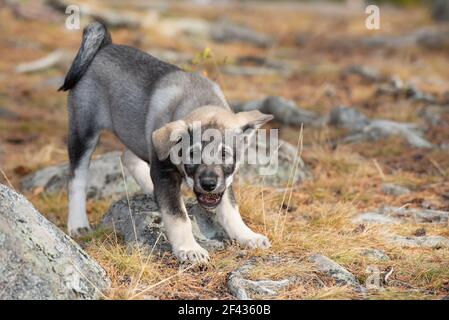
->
(195, 176), (224, 209)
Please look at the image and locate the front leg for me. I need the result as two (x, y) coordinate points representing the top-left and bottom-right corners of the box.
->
(217, 186), (271, 249)
(151, 159), (209, 263)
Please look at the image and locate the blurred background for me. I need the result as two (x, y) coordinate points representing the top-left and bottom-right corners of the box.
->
(1, 0), (449, 299)
(1, 0), (449, 181)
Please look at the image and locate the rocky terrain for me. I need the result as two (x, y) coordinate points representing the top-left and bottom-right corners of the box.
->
(1, 0), (449, 300)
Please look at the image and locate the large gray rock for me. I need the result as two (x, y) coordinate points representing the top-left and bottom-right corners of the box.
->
(329, 107), (434, 149)
(100, 193), (228, 253)
(0, 184), (110, 299)
(227, 256), (293, 300)
(22, 152), (140, 199)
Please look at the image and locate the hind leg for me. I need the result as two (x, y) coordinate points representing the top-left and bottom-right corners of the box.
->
(67, 125), (100, 236)
(121, 150), (153, 193)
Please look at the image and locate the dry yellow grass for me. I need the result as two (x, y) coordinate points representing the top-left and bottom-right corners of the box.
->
(1, 1), (448, 300)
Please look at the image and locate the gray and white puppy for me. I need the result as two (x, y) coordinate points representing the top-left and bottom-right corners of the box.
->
(60, 22), (273, 263)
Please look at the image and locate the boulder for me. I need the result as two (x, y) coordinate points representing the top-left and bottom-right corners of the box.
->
(22, 152), (140, 199)
(0, 184), (110, 299)
(100, 193), (228, 253)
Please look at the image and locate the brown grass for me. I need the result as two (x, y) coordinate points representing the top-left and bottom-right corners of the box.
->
(1, 1), (448, 300)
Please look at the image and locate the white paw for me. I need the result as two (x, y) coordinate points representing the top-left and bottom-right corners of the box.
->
(68, 223), (91, 237)
(173, 243), (210, 264)
(237, 233), (271, 249)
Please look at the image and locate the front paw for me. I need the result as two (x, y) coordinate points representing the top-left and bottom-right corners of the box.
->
(68, 224), (91, 237)
(173, 243), (210, 264)
(237, 233), (271, 249)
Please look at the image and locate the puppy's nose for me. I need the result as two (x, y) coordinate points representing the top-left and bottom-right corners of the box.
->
(200, 178), (217, 192)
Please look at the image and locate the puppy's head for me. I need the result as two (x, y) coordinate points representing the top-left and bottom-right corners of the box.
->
(152, 106), (273, 210)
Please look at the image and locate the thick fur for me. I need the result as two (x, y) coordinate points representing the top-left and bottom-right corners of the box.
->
(62, 22), (271, 263)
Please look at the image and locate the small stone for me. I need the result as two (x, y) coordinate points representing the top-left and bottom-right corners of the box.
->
(381, 183), (411, 196)
(210, 20), (273, 48)
(352, 212), (401, 225)
(238, 137), (313, 187)
(0, 107), (19, 120)
(388, 235), (449, 248)
(342, 119), (434, 149)
(233, 96), (322, 127)
(329, 106), (370, 131)
(343, 64), (381, 82)
(418, 105), (445, 126)
(413, 228), (426, 237)
(227, 257), (293, 300)
(329, 107), (433, 148)
(222, 65), (291, 77)
(432, 0), (449, 21)
(362, 249), (390, 261)
(353, 207), (448, 225)
(309, 254), (363, 291)
(157, 17), (210, 38)
(421, 200), (439, 210)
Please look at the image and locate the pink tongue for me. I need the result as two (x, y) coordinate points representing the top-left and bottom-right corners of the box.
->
(200, 195), (218, 204)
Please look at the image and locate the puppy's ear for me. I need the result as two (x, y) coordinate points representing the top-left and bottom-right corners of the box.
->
(152, 120), (188, 161)
(236, 110), (274, 131)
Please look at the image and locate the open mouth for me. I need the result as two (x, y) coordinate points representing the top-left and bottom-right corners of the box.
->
(196, 192), (223, 209)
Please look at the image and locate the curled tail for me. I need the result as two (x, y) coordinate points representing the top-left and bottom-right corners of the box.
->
(58, 22), (112, 91)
